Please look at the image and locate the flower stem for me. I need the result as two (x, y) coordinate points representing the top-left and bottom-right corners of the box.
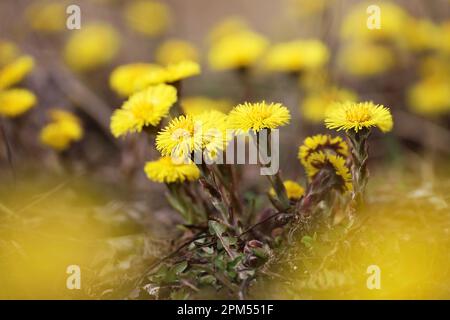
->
(347, 129), (370, 208)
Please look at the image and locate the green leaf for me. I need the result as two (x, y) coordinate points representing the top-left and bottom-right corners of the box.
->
(208, 220), (227, 236)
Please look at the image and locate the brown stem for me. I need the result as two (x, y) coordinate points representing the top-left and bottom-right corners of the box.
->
(347, 129), (370, 208)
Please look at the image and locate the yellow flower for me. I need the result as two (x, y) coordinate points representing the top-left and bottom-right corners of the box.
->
(300, 86), (358, 123)
(269, 180), (304, 200)
(110, 84), (177, 137)
(227, 101), (291, 132)
(124, 0), (171, 37)
(0, 88), (37, 117)
(298, 134), (348, 168)
(207, 17), (249, 43)
(0, 55), (34, 90)
(181, 96), (233, 115)
(325, 101), (393, 133)
(110, 63), (168, 97)
(438, 21), (450, 54)
(155, 39), (199, 65)
(404, 19), (441, 52)
(287, 0), (332, 17)
(0, 40), (20, 66)
(264, 40), (329, 72)
(165, 60), (201, 83)
(144, 156), (199, 184)
(64, 23), (120, 72)
(305, 152), (352, 191)
(40, 109), (83, 151)
(208, 30), (268, 70)
(338, 42), (394, 77)
(407, 76), (450, 116)
(156, 115), (201, 159)
(26, 1), (66, 33)
(341, 1), (410, 42)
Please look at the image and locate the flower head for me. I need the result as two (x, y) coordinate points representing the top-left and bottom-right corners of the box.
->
(39, 109), (83, 151)
(325, 101), (393, 133)
(155, 39), (199, 66)
(0, 88), (37, 117)
(64, 23), (120, 72)
(110, 63), (168, 97)
(0, 55), (34, 90)
(26, 1), (66, 33)
(0, 40), (20, 66)
(264, 40), (329, 72)
(407, 76), (450, 116)
(269, 180), (304, 200)
(110, 84), (177, 137)
(298, 134), (348, 168)
(144, 156), (200, 184)
(165, 60), (201, 83)
(227, 101), (291, 132)
(125, 0), (171, 37)
(305, 152), (352, 191)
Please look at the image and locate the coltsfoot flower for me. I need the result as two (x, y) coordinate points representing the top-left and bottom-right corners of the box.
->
(298, 134), (348, 168)
(325, 101), (393, 133)
(227, 101), (291, 132)
(264, 40), (329, 72)
(0, 88), (37, 117)
(0, 55), (34, 90)
(110, 84), (177, 137)
(155, 39), (199, 66)
(305, 152), (352, 191)
(25, 1), (66, 33)
(110, 63), (168, 97)
(270, 180), (304, 200)
(165, 60), (201, 83)
(39, 109), (83, 151)
(144, 156), (200, 184)
(407, 76), (450, 116)
(124, 0), (171, 37)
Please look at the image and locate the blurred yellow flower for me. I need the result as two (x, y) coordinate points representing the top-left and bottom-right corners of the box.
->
(325, 101), (393, 133)
(26, 1), (66, 33)
(408, 76), (450, 116)
(270, 180), (304, 200)
(338, 42), (394, 77)
(301, 86), (358, 123)
(64, 23), (120, 72)
(208, 30), (268, 70)
(304, 152), (352, 191)
(404, 19), (441, 52)
(124, 0), (171, 37)
(0, 88), (37, 117)
(144, 156), (200, 184)
(298, 134), (348, 168)
(227, 101), (291, 132)
(0, 40), (20, 66)
(207, 17), (249, 43)
(39, 109), (83, 151)
(181, 96), (233, 115)
(0, 55), (34, 90)
(110, 84), (177, 137)
(155, 39), (199, 66)
(110, 63), (168, 97)
(438, 21), (450, 54)
(165, 60), (201, 83)
(341, 1), (410, 42)
(287, 0), (332, 17)
(264, 40), (329, 72)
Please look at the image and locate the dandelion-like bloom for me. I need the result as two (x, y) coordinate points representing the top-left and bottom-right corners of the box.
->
(270, 180), (304, 200)
(227, 101), (291, 132)
(165, 60), (201, 83)
(25, 1), (66, 33)
(181, 96), (233, 115)
(0, 55), (34, 90)
(39, 109), (83, 151)
(64, 23), (120, 72)
(264, 40), (329, 72)
(298, 134), (348, 168)
(124, 0), (171, 37)
(208, 30), (268, 70)
(144, 156), (200, 184)
(155, 39), (199, 66)
(0, 40), (19, 66)
(0, 88), (37, 117)
(301, 86), (358, 123)
(110, 84), (177, 138)
(156, 115), (201, 159)
(407, 76), (450, 116)
(325, 101), (393, 133)
(305, 152), (352, 191)
(109, 63), (168, 97)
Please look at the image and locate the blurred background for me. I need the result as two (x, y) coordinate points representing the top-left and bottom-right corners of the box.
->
(0, 0), (449, 299)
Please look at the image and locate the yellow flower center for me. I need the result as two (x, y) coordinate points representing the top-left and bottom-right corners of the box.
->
(345, 107), (371, 123)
